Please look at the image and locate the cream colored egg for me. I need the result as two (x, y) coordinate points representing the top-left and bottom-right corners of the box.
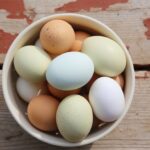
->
(56, 95), (93, 142)
(82, 36), (126, 77)
(14, 46), (51, 83)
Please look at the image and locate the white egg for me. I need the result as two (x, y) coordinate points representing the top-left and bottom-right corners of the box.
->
(16, 77), (48, 103)
(46, 52), (94, 91)
(89, 77), (125, 122)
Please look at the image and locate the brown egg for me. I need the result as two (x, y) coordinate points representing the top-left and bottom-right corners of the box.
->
(92, 115), (102, 129)
(112, 74), (124, 89)
(48, 84), (81, 99)
(70, 40), (82, 52)
(40, 19), (75, 55)
(86, 73), (100, 91)
(70, 31), (90, 52)
(75, 31), (90, 41)
(27, 95), (59, 131)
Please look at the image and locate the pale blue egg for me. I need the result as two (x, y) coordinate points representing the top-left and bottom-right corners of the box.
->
(46, 52), (94, 91)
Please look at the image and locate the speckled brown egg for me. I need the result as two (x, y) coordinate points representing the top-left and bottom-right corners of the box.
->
(48, 84), (81, 99)
(70, 31), (90, 52)
(27, 95), (59, 131)
(40, 19), (75, 55)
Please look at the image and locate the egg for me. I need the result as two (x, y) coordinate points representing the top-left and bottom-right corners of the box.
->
(86, 73), (100, 92)
(82, 36), (126, 77)
(92, 115), (102, 129)
(70, 31), (90, 52)
(27, 95), (59, 131)
(70, 40), (82, 52)
(35, 39), (43, 49)
(40, 19), (75, 55)
(75, 31), (90, 41)
(89, 77), (125, 122)
(56, 95), (93, 142)
(16, 77), (48, 103)
(35, 39), (59, 59)
(48, 84), (81, 99)
(112, 74), (124, 89)
(46, 52), (94, 91)
(14, 46), (51, 83)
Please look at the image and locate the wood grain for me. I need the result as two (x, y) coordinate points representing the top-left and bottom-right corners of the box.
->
(0, 70), (150, 150)
(0, 0), (150, 64)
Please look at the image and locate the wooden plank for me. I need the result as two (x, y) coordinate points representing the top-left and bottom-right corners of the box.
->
(0, 0), (150, 65)
(0, 70), (150, 150)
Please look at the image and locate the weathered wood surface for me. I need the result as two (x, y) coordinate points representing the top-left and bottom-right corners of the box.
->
(0, 0), (150, 65)
(0, 70), (150, 150)
(0, 0), (150, 149)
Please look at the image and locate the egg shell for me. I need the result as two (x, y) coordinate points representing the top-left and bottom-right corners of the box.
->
(70, 40), (82, 52)
(75, 31), (90, 41)
(46, 52), (94, 91)
(14, 46), (51, 83)
(82, 36), (126, 77)
(89, 77), (125, 122)
(70, 31), (90, 52)
(16, 77), (48, 103)
(40, 19), (75, 55)
(112, 74), (124, 89)
(86, 73), (100, 92)
(35, 39), (43, 49)
(27, 95), (59, 131)
(35, 39), (58, 59)
(56, 95), (93, 142)
(48, 84), (81, 99)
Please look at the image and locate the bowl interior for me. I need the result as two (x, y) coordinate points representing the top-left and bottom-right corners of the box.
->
(3, 14), (135, 147)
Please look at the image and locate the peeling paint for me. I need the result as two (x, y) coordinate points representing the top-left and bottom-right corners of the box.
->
(0, 0), (33, 24)
(144, 18), (150, 40)
(0, 29), (17, 53)
(55, 0), (128, 11)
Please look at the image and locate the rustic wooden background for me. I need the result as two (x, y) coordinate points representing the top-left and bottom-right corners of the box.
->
(0, 0), (150, 149)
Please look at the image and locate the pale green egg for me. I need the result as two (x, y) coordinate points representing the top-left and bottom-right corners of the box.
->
(14, 45), (51, 83)
(82, 36), (126, 77)
(56, 95), (93, 142)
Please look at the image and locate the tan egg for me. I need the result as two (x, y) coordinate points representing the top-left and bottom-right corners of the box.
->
(27, 95), (59, 131)
(70, 31), (90, 52)
(48, 84), (81, 99)
(40, 19), (75, 55)
(70, 40), (82, 52)
(112, 74), (124, 89)
(75, 31), (90, 41)
(86, 73), (100, 91)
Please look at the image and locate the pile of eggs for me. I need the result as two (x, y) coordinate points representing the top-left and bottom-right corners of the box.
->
(13, 19), (126, 143)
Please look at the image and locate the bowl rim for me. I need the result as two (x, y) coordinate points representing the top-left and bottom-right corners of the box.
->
(2, 13), (135, 147)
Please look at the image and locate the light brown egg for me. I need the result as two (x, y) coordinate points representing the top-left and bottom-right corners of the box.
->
(75, 31), (90, 41)
(112, 74), (124, 89)
(27, 95), (59, 131)
(70, 40), (82, 52)
(48, 84), (81, 99)
(86, 73), (100, 91)
(92, 115), (102, 129)
(70, 31), (90, 52)
(40, 19), (75, 55)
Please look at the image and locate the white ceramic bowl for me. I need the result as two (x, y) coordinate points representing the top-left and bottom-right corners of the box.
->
(2, 13), (135, 147)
